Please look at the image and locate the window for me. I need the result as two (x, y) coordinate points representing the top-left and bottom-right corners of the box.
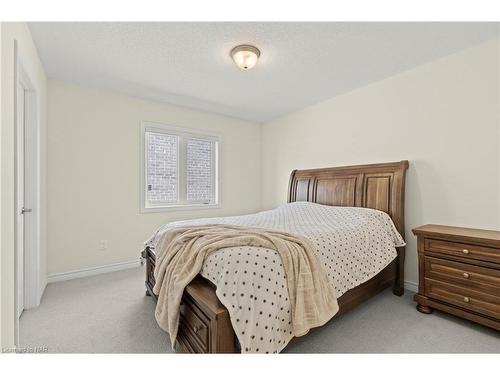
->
(142, 122), (219, 211)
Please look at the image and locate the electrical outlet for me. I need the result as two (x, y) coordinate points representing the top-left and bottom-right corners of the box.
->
(99, 240), (108, 251)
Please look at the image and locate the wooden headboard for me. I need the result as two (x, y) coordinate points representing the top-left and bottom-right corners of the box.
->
(287, 160), (409, 237)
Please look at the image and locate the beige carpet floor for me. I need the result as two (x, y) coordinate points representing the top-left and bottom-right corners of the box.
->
(20, 267), (500, 353)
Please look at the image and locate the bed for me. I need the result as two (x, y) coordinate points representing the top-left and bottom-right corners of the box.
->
(142, 160), (409, 353)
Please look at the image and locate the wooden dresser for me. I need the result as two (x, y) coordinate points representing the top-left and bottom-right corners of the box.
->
(413, 225), (500, 330)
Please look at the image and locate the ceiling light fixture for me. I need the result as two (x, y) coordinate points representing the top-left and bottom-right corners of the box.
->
(231, 44), (260, 70)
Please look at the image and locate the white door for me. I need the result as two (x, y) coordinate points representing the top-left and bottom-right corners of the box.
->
(16, 80), (27, 318)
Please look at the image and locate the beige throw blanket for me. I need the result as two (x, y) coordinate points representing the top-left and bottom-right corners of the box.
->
(152, 224), (339, 347)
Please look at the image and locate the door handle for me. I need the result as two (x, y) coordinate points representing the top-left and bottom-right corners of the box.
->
(21, 207), (32, 214)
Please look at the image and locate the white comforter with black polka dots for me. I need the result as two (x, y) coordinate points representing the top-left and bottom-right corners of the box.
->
(145, 202), (405, 353)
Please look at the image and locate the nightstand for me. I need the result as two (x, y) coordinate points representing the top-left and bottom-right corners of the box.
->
(413, 224), (500, 330)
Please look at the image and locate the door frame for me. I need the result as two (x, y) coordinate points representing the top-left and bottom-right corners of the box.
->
(14, 40), (42, 342)
(16, 60), (26, 319)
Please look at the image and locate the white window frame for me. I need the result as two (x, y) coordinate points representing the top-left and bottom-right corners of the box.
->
(141, 122), (220, 213)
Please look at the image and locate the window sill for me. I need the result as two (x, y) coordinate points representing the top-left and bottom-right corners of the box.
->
(141, 203), (220, 213)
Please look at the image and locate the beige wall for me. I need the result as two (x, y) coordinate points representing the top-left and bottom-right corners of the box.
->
(47, 81), (261, 275)
(1, 22), (47, 349)
(261, 39), (500, 287)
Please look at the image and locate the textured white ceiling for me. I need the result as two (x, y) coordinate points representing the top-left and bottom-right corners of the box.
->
(29, 22), (498, 122)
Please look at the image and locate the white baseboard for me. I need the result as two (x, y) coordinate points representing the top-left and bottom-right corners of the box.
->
(47, 259), (142, 283)
(404, 280), (418, 293)
(38, 278), (47, 305)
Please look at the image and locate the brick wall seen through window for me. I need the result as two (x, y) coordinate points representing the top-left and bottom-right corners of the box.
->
(146, 132), (178, 202)
(143, 124), (218, 210)
(187, 138), (212, 202)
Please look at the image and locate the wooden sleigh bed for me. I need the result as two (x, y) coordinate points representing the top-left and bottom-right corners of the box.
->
(143, 160), (409, 353)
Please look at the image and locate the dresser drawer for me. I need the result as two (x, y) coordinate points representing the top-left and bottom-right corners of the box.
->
(425, 256), (500, 295)
(425, 239), (500, 265)
(425, 278), (500, 319)
(179, 299), (210, 352)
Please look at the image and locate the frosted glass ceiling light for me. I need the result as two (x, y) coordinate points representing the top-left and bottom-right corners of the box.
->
(231, 45), (260, 70)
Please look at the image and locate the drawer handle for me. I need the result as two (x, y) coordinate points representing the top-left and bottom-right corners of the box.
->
(463, 296), (470, 303)
(462, 249), (469, 254)
(463, 272), (470, 279)
(193, 326), (203, 333)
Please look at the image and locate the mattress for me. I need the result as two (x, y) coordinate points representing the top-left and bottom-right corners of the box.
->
(145, 201), (405, 353)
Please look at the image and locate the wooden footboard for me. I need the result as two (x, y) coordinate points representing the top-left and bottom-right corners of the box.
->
(144, 246), (399, 353)
(144, 247), (237, 353)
